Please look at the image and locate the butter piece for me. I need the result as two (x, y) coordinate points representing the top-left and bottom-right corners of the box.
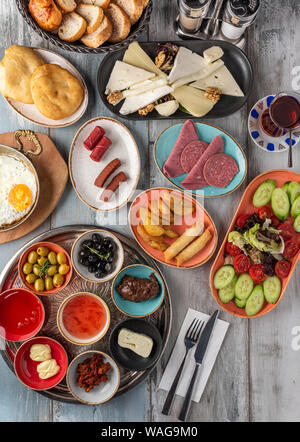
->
(203, 46), (224, 64)
(118, 328), (153, 358)
(29, 344), (52, 362)
(37, 359), (60, 380)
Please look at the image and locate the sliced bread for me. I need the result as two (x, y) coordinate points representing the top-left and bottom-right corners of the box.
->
(56, 0), (77, 13)
(112, 0), (143, 25)
(80, 14), (112, 47)
(79, 0), (111, 8)
(58, 12), (87, 42)
(105, 3), (131, 43)
(76, 4), (104, 33)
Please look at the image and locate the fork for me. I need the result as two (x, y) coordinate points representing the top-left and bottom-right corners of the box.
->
(161, 318), (204, 416)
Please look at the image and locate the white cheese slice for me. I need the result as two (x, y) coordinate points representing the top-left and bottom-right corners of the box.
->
(129, 78), (158, 90)
(171, 85), (214, 117)
(123, 41), (167, 78)
(105, 60), (155, 95)
(203, 46), (224, 64)
(171, 59), (224, 89)
(120, 85), (173, 115)
(118, 328), (153, 358)
(190, 65), (244, 97)
(155, 100), (179, 116)
(123, 78), (167, 98)
(168, 46), (205, 84)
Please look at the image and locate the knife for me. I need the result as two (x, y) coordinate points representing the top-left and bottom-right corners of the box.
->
(178, 309), (219, 422)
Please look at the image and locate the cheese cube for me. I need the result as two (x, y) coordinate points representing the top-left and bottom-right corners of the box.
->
(203, 46), (224, 64)
(118, 328), (153, 358)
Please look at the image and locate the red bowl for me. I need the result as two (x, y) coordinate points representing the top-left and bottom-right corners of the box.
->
(14, 336), (68, 390)
(0, 288), (45, 342)
(19, 241), (72, 295)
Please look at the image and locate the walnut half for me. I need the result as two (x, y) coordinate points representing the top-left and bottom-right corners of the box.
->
(107, 90), (123, 104)
(138, 104), (154, 116)
(204, 86), (222, 103)
(155, 50), (166, 69)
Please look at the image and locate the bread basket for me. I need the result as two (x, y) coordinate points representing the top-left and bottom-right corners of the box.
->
(15, 0), (152, 54)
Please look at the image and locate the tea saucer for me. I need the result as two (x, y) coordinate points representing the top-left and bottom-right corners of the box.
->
(248, 95), (300, 152)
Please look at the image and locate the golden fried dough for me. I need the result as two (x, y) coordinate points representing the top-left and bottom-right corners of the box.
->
(0, 45), (45, 104)
(30, 64), (84, 120)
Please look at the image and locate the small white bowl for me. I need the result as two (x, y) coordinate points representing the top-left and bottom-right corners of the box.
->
(66, 351), (120, 405)
(57, 292), (110, 346)
(71, 229), (124, 283)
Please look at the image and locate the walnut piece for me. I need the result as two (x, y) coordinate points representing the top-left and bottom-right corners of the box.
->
(204, 86), (222, 103)
(155, 50), (166, 68)
(107, 90), (123, 104)
(138, 104), (154, 116)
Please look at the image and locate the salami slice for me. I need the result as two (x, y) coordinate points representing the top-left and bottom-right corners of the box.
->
(181, 135), (223, 190)
(203, 153), (239, 188)
(180, 140), (208, 173)
(163, 120), (199, 178)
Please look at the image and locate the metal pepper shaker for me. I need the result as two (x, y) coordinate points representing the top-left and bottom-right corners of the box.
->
(221, 0), (260, 40)
(178, 0), (212, 34)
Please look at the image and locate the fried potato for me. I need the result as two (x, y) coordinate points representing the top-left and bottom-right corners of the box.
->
(161, 190), (194, 216)
(162, 226), (179, 239)
(159, 198), (174, 224)
(137, 224), (168, 251)
(139, 207), (165, 236)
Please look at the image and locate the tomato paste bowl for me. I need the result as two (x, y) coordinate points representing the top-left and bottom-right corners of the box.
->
(14, 336), (68, 391)
(57, 292), (110, 345)
(0, 288), (45, 342)
(19, 241), (72, 296)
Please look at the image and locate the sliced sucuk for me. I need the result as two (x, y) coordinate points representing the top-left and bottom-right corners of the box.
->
(181, 135), (223, 190)
(180, 140), (209, 173)
(90, 136), (112, 162)
(94, 158), (121, 188)
(203, 153), (239, 188)
(163, 120), (199, 178)
(83, 126), (105, 151)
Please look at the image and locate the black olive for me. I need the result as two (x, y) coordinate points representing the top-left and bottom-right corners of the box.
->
(88, 255), (98, 264)
(95, 270), (105, 279)
(92, 233), (101, 243)
(88, 265), (97, 273)
(105, 262), (112, 273)
(107, 255), (113, 263)
(82, 239), (93, 248)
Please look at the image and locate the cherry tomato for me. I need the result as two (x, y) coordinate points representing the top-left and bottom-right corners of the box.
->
(278, 222), (295, 241)
(233, 254), (251, 273)
(270, 215), (281, 228)
(225, 241), (241, 257)
(249, 264), (267, 283)
(275, 260), (291, 278)
(258, 206), (272, 220)
(236, 214), (250, 228)
(283, 239), (299, 259)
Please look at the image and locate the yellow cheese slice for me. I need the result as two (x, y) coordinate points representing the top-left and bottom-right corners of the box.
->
(123, 41), (167, 78)
(171, 85), (214, 117)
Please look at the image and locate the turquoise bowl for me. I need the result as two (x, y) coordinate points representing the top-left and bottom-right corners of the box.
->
(111, 265), (165, 317)
(154, 121), (247, 198)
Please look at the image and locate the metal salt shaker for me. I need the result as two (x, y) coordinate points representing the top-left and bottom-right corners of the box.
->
(221, 0), (260, 41)
(178, 0), (212, 34)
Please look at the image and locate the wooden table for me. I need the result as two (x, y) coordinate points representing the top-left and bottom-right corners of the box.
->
(0, 0), (299, 422)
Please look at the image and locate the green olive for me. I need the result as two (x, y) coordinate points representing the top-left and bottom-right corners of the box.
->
(57, 252), (67, 265)
(33, 264), (41, 276)
(48, 251), (57, 265)
(26, 273), (37, 284)
(27, 251), (38, 264)
(45, 277), (54, 291)
(37, 256), (47, 266)
(58, 264), (70, 275)
(47, 265), (57, 276)
(22, 262), (33, 275)
(53, 273), (64, 288)
(34, 278), (45, 292)
(37, 246), (49, 257)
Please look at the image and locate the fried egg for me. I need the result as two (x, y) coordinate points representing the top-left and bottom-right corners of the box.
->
(0, 155), (37, 228)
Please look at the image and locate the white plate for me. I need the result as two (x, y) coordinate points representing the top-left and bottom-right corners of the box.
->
(66, 351), (120, 405)
(69, 117), (140, 212)
(5, 47), (88, 128)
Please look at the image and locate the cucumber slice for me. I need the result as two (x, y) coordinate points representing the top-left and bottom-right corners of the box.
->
(213, 265), (236, 290)
(263, 276), (281, 304)
(282, 181), (291, 194)
(218, 276), (237, 303)
(245, 285), (265, 316)
(234, 297), (247, 308)
(271, 188), (290, 221)
(234, 273), (254, 300)
(291, 195), (300, 218)
(253, 179), (276, 207)
(293, 214), (300, 233)
(288, 181), (300, 204)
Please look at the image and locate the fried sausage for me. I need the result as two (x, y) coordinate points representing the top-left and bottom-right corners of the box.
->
(100, 171), (127, 202)
(83, 126), (105, 151)
(90, 136), (112, 161)
(94, 158), (121, 188)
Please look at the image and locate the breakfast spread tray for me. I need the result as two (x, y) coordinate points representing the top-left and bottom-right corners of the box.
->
(0, 225), (172, 403)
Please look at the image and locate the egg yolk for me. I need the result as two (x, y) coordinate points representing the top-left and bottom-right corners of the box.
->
(8, 184), (32, 211)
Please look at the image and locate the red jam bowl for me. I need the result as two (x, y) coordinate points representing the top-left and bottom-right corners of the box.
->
(14, 336), (68, 390)
(0, 288), (45, 342)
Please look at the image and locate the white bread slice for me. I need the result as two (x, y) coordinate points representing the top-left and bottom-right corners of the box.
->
(76, 4), (104, 33)
(80, 14), (112, 47)
(79, 0), (111, 8)
(58, 12), (87, 42)
(105, 3), (131, 43)
(112, 0), (143, 25)
(56, 0), (77, 13)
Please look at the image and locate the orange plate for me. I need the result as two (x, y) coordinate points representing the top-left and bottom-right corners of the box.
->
(129, 187), (217, 268)
(19, 242), (72, 296)
(210, 169), (300, 318)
